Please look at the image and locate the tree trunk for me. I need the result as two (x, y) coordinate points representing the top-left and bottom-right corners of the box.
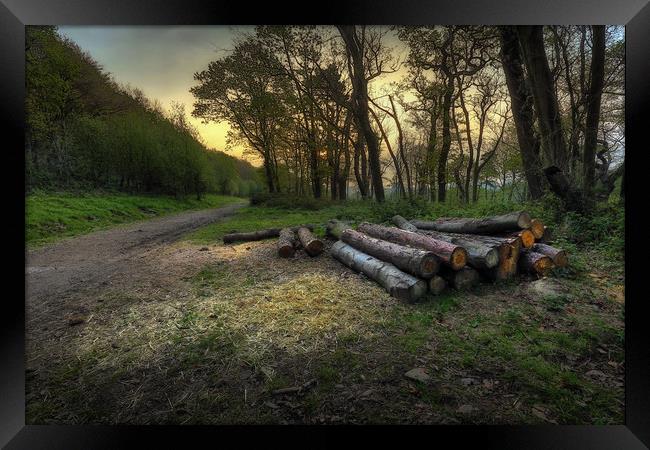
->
(352, 135), (369, 199)
(582, 25), (606, 202)
(297, 227), (323, 256)
(517, 26), (569, 170)
(326, 219), (352, 239)
(357, 222), (467, 270)
(438, 76), (454, 202)
(338, 26), (385, 202)
(499, 26), (545, 199)
(277, 228), (298, 258)
(428, 275), (447, 295)
(531, 243), (568, 267)
(439, 266), (479, 290)
(341, 229), (440, 278)
(518, 250), (554, 276)
(410, 211), (531, 234)
(330, 241), (428, 302)
(544, 166), (586, 213)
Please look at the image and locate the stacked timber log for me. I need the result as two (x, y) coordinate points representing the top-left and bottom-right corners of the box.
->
(400, 211), (568, 281)
(222, 210), (568, 303)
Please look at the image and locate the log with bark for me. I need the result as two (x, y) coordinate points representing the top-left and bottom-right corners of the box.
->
(330, 241), (428, 302)
(531, 243), (568, 267)
(428, 275), (447, 295)
(439, 266), (480, 290)
(341, 229), (439, 278)
(410, 211), (532, 234)
(326, 219), (352, 239)
(223, 224), (314, 244)
(529, 219), (545, 240)
(391, 215), (418, 232)
(297, 227), (324, 256)
(357, 222), (468, 270)
(456, 234), (521, 281)
(277, 228), (298, 258)
(518, 250), (554, 276)
(413, 230), (499, 270)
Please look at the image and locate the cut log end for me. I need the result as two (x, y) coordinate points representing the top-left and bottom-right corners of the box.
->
(305, 240), (324, 255)
(450, 247), (468, 271)
(532, 243), (568, 267)
(278, 245), (295, 258)
(553, 251), (568, 267)
(517, 211), (532, 229)
(533, 255), (554, 276)
(277, 228), (297, 258)
(420, 256), (439, 278)
(530, 219), (545, 239)
(519, 229), (535, 249)
(484, 248), (500, 269)
(398, 281), (429, 303)
(428, 275), (447, 295)
(298, 227), (323, 256)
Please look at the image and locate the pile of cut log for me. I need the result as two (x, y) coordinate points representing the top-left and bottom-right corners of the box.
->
(221, 211), (567, 303)
(223, 224), (324, 258)
(327, 211), (567, 302)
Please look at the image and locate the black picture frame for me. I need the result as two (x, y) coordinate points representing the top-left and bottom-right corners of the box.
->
(2, 0), (648, 447)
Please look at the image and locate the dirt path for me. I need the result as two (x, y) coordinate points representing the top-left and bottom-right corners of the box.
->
(26, 202), (244, 326)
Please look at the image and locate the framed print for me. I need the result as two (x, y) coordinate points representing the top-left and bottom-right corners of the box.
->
(1, 0), (649, 447)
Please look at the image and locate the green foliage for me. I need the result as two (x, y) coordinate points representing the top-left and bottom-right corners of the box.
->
(26, 190), (244, 246)
(25, 26), (262, 198)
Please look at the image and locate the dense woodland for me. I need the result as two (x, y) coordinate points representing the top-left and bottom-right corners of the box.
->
(25, 25), (624, 213)
(191, 25), (624, 211)
(25, 26), (263, 198)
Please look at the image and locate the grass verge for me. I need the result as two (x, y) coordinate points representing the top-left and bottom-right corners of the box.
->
(26, 191), (245, 247)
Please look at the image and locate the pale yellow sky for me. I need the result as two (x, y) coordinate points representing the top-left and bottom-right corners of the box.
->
(58, 26), (416, 167)
(58, 26), (509, 171)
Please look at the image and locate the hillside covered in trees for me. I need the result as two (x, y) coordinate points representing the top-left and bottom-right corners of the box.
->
(26, 26), (263, 198)
(191, 25), (624, 211)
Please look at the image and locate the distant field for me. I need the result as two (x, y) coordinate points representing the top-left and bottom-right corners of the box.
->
(26, 191), (246, 247)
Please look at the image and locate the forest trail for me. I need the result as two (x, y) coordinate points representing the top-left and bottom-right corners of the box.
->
(25, 202), (245, 307)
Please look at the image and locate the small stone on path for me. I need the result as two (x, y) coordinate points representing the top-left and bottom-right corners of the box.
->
(404, 367), (431, 383)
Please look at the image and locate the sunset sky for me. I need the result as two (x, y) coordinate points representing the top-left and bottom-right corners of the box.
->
(58, 26), (408, 165)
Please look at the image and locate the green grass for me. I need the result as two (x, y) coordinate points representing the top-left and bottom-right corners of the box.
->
(26, 190), (245, 247)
